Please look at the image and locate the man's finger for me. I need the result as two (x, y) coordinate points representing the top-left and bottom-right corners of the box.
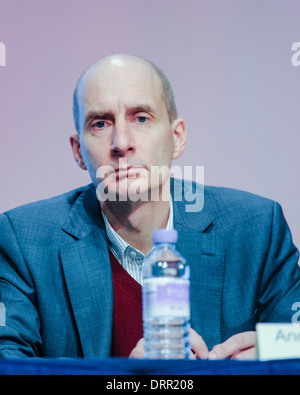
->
(189, 328), (209, 359)
(208, 331), (256, 360)
(232, 347), (256, 361)
(129, 338), (145, 359)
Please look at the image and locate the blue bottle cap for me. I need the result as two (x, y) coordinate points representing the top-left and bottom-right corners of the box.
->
(153, 229), (178, 244)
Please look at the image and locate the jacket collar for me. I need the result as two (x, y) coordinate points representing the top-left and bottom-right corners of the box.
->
(61, 184), (105, 240)
(62, 179), (215, 239)
(171, 178), (214, 232)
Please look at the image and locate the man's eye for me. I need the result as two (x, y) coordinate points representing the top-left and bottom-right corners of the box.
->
(137, 116), (148, 123)
(93, 121), (106, 129)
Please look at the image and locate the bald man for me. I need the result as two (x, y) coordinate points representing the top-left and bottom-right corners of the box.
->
(0, 54), (299, 360)
(71, 54), (186, 255)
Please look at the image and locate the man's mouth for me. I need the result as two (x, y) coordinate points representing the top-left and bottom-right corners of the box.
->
(115, 166), (145, 179)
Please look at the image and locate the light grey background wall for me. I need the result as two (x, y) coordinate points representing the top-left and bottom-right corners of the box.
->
(0, 0), (299, 249)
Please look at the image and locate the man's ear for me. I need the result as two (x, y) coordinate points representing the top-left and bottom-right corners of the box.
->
(70, 134), (87, 170)
(171, 118), (187, 160)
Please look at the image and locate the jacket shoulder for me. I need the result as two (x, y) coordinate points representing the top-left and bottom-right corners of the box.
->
(205, 184), (275, 207)
(0, 184), (91, 230)
(203, 184), (278, 230)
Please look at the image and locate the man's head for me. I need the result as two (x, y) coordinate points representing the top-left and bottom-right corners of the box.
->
(73, 54), (178, 135)
(70, 54), (186, 201)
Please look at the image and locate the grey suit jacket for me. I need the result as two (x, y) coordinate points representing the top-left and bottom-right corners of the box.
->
(0, 180), (299, 357)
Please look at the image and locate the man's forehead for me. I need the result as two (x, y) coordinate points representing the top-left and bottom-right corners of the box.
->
(81, 56), (162, 102)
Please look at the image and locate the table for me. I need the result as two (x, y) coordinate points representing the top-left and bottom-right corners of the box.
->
(0, 358), (299, 375)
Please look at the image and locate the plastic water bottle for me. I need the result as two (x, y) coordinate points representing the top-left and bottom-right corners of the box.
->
(142, 229), (191, 359)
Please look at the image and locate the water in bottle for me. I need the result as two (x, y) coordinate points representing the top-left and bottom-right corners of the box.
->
(142, 229), (191, 359)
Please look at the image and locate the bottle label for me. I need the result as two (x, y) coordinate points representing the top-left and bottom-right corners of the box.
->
(143, 278), (190, 319)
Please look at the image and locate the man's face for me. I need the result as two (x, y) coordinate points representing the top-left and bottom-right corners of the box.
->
(72, 57), (185, 201)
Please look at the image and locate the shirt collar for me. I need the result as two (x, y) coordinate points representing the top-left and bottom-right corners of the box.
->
(102, 198), (174, 262)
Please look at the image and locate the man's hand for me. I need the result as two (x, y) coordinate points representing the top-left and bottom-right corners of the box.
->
(130, 330), (256, 360)
(208, 331), (256, 360)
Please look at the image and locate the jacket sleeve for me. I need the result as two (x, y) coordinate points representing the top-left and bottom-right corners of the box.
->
(0, 213), (42, 358)
(258, 201), (300, 323)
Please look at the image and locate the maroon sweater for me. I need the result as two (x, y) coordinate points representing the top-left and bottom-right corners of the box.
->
(109, 250), (143, 357)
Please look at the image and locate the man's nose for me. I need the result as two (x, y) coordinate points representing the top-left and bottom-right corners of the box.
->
(110, 121), (135, 158)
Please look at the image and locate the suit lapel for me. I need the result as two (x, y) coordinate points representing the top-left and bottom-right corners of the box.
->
(177, 231), (225, 350)
(60, 185), (113, 357)
(172, 179), (225, 350)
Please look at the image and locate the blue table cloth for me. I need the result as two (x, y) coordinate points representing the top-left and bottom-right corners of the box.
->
(0, 358), (299, 375)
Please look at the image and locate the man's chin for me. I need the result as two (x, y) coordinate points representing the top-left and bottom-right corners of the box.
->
(96, 179), (150, 203)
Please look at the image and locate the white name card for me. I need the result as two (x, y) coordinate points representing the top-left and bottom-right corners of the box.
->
(256, 323), (300, 361)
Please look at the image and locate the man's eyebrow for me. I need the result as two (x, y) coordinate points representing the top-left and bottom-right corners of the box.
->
(126, 105), (156, 115)
(84, 111), (114, 126)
